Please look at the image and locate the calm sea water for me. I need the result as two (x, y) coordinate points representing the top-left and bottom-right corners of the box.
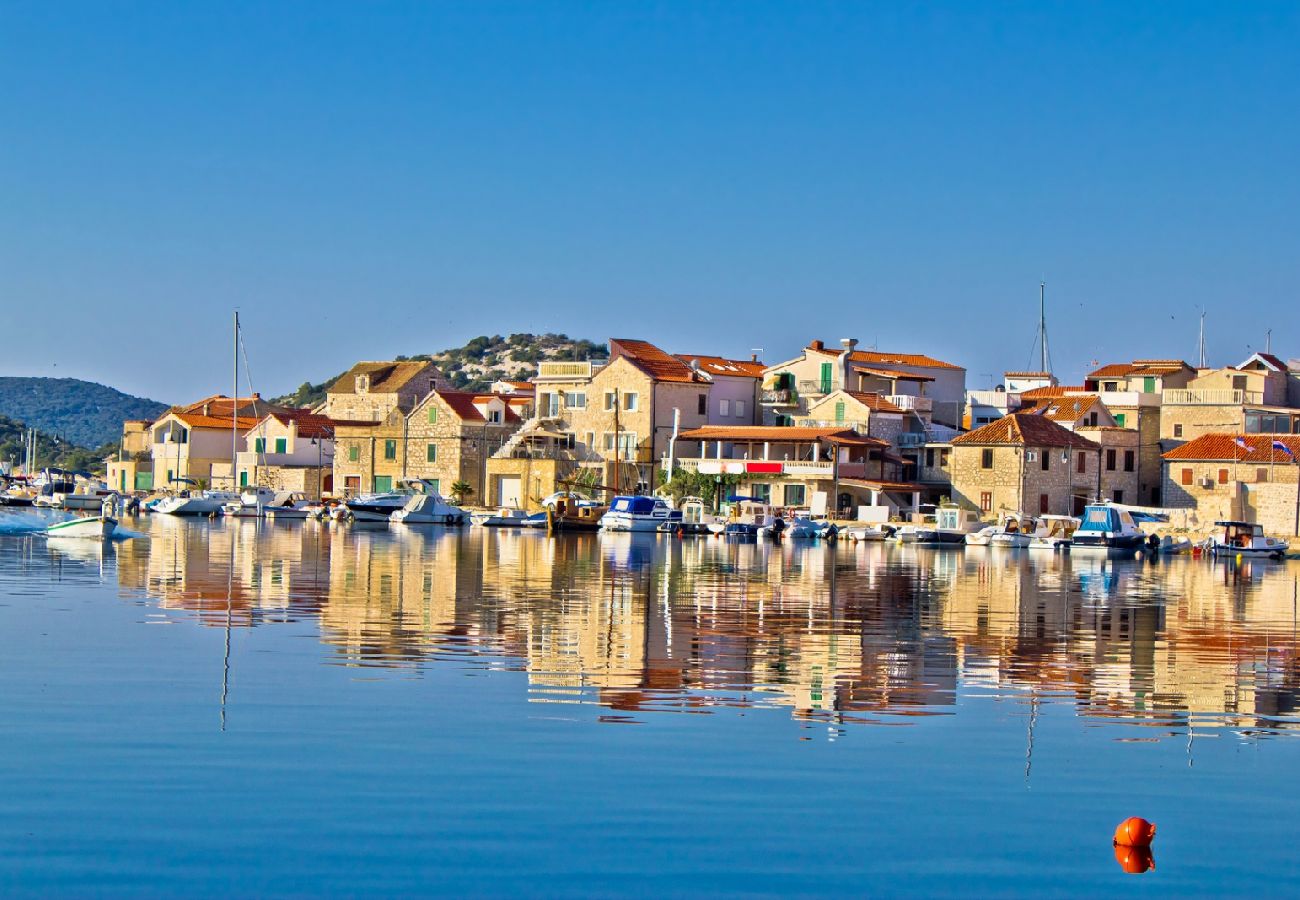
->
(2, 510), (1300, 897)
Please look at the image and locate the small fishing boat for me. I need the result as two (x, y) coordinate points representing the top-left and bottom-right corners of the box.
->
(600, 496), (680, 532)
(46, 515), (117, 539)
(1210, 521), (1290, 560)
(720, 500), (775, 539)
(1028, 515), (1080, 552)
(546, 497), (607, 532)
(520, 511), (549, 529)
(1071, 503), (1150, 552)
(470, 507), (533, 527)
(676, 497), (718, 535)
(390, 492), (466, 525)
(964, 525), (996, 546)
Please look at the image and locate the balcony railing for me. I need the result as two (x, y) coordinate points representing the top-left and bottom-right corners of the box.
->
(798, 380), (833, 396)
(667, 458), (835, 477)
(536, 361), (597, 380)
(887, 395), (932, 413)
(1162, 389), (1262, 406)
(897, 433), (928, 447)
(760, 388), (797, 405)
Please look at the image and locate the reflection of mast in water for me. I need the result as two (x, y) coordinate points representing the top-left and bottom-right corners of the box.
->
(1024, 692), (1038, 783)
(220, 524), (233, 732)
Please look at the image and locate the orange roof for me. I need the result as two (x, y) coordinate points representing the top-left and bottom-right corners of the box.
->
(609, 338), (702, 383)
(1003, 371), (1053, 378)
(503, 380), (535, 391)
(804, 342), (962, 370)
(674, 354), (766, 379)
(679, 426), (886, 446)
(1088, 359), (1191, 378)
(1019, 385), (1086, 400)
(1034, 395), (1103, 423)
(853, 365), (934, 382)
(254, 411), (339, 439)
(328, 360), (437, 395)
(843, 391), (905, 413)
(436, 390), (521, 424)
(1163, 434), (1300, 462)
(952, 413), (1100, 450)
(172, 412), (262, 430)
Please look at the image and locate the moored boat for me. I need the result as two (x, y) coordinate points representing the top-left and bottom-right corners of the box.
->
(155, 491), (236, 516)
(600, 496), (680, 532)
(989, 514), (1037, 549)
(1071, 503), (1150, 551)
(390, 492), (466, 525)
(470, 507), (533, 527)
(1210, 520), (1289, 560)
(1028, 515), (1080, 552)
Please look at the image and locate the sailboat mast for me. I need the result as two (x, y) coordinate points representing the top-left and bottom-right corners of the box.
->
(1038, 281), (1050, 374)
(1198, 310), (1206, 368)
(232, 311), (239, 492)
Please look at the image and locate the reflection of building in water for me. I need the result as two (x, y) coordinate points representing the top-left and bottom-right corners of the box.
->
(121, 518), (332, 626)
(121, 517), (1300, 735)
(321, 527), (482, 664)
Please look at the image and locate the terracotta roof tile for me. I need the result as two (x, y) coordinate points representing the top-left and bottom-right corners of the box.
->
(843, 391), (905, 413)
(262, 411), (339, 439)
(952, 412), (1100, 450)
(610, 339), (701, 383)
(328, 360), (437, 395)
(1034, 395), (1103, 423)
(1163, 434), (1300, 462)
(1003, 371), (1053, 378)
(673, 354), (766, 379)
(1088, 359), (1192, 378)
(804, 342), (962, 370)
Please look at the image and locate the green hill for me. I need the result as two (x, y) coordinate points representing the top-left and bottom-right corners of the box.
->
(0, 413), (109, 474)
(273, 333), (607, 406)
(0, 378), (169, 449)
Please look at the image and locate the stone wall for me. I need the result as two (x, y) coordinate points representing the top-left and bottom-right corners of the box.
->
(1161, 404), (1245, 443)
(952, 444), (1100, 519)
(1162, 459), (1300, 536)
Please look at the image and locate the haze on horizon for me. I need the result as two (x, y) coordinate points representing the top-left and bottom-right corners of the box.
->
(2, 2), (1297, 404)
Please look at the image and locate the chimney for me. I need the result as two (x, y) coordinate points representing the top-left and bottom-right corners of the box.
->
(841, 338), (859, 354)
(839, 338), (859, 394)
(810, 340), (824, 352)
(203, 403), (210, 416)
(751, 353), (759, 363)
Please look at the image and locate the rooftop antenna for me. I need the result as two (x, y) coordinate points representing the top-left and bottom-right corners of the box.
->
(1267, 329), (1272, 354)
(1198, 309), (1207, 368)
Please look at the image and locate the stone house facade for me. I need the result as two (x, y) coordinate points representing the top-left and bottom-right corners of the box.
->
(1162, 434), (1300, 536)
(324, 360), (445, 423)
(951, 412), (1102, 519)
(234, 411), (338, 500)
(333, 390), (521, 498)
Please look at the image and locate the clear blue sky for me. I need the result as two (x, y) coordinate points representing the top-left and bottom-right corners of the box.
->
(3, 1), (1297, 402)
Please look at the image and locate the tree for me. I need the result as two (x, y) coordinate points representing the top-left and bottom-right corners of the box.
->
(449, 480), (473, 504)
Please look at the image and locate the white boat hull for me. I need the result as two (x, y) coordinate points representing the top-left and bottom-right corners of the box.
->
(46, 516), (117, 539)
(155, 496), (227, 516)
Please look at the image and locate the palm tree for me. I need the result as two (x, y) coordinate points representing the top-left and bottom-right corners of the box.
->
(449, 480), (473, 505)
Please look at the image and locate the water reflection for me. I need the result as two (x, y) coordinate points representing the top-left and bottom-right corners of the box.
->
(96, 519), (1300, 736)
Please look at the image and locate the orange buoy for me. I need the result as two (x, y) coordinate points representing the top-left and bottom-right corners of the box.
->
(1113, 842), (1155, 874)
(1113, 816), (1156, 847)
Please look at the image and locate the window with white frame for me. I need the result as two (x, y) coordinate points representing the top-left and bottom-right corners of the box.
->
(623, 392), (638, 411)
(735, 400), (746, 419)
(604, 392), (617, 412)
(564, 392), (586, 409)
(719, 399), (731, 417)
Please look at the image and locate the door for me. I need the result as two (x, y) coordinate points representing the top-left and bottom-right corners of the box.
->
(344, 475), (361, 497)
(373, 475), (392, 493)
(498, 476), (522, 508)
(819, 362), (834, 394)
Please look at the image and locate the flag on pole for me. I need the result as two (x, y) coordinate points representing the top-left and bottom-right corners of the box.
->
(1234, 437), (1250, 451)
(1272, 440), (1295, 458)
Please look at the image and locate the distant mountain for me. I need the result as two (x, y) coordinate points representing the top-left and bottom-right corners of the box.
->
(271, 333), (608, 407)
(0, 378), (169, 449)
(0, 413), (105, 474)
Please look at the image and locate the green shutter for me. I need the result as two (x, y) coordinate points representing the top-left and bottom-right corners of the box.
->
(373, 475), (392, 493)
(384, 440), (397, 460)
(1114, 413), (1126, 427)
(426, 443), (438, 462)
(429, 479), (440, 495)
(275, 438), (287, 454)
(428, 407), (438, 424)
(240, 470), (248, 487)
(348, 444), (359, 462)
(820, 362), (833, 394)
(1143, 376), (1155, 393)
(254, 437), (265, 453)
(834, 401), (845, 422)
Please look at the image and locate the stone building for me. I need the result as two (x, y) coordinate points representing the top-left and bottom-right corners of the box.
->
(333, 390), (521, 499)
(761, 339), (966, 429)
(231, 410), (339, 500)
(950, 412), (1102, 518)
(1162, 434), (1300, 536)
(145, 394), (287, 491)
(324, 360), (445, 423)
(105, 419), (156, 493)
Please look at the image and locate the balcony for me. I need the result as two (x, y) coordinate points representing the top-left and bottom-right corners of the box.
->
(1162, 389), (1262, 406)
(535, 361), (602, 381)
(887, 395), (932, 413)
(669, 458), (834, 477)
(798, 380), (832, 396)
(897, 433), (928, 448)
(760, 388), (797, 406)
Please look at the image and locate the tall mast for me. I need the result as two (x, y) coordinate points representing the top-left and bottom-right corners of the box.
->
(1198, 310), (1206, 368)
(1038, 281), (1051, 374)
(232, 310), (239, 491)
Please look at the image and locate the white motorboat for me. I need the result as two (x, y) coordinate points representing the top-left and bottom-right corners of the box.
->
(1210, 521), (1290, 560)
(224, 490), (312, 518)
(989, 515), (1037, 549)
(846, 523), (896, 542)
(1071, 504), (1151, 552)
(341, 479), (428, 522)
(470, 507), (533, 527)
(45, 515), (117, 539)
(1028, 515), (1080, 552)
(600, 496), (681, 532)
(964, 525), (996, 546)
(785, 517), (821, 539)
(155, 491), (236, 516)
(390, 492), (466, 525)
